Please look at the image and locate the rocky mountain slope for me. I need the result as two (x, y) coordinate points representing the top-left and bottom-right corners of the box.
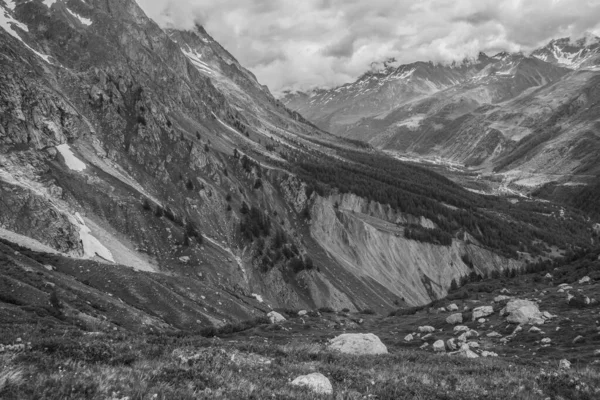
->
(0, 0), (596, 336)
(282, 36), (600, 192)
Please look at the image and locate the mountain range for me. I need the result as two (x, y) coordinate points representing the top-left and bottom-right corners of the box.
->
(282, 35), (600, 193)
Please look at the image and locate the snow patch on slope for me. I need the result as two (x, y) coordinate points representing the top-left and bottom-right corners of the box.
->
(75, 212), (114, 262)
(0, 3), (54, 63)
(182, 47), (215, 75)
(43, 0), (57, 8)
(66, 7), (92, 26)
(56, 144), (86, 171)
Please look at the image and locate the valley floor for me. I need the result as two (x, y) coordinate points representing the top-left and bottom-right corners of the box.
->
(2, 275), (600, 399)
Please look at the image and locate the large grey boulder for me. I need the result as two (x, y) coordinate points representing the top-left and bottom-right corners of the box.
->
(501, 299), (543, 325)
(267, 311), (286, 324)
(446, 313), (463, 325)
(328, 333), (388, 355)
(291, 373), (333, 395)
(472, 306), (494, 320)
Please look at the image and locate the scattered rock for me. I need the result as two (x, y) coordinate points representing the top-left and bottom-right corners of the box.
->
(298, 310), (307, 316)
(433, 340), (446, 352)
(494, 295), (511, 303)
(541, 338), (552, 344)
(328, 333), (388, 355)
(267, 311), (286, 324)
(446, 338), (458, 351)
(291, 373), (333, 395)
(44, 264), (54, 271)
(472, 306), (494, 320)
(467, 342), (480, 349)
(481, 351), (498, 357)
(529, 327), (542, 334)
(446, 313), (463, 325)
(544, 273), (553, 279)
(594, 349), (600, 356)
(178, 256), (190, 263)
(477, 318), (486, 324)
(453, 326), (469, 334)
(404, 334), (414, 342)
(500, 288), (511, 294)
(542, 311), (556, 320)
(487, 331), (502, 338)
(579, 276), (591, 284)
(446, 304), (459, 312)
(501, 299), (544, 325)
(422, 333), (433, 340)
(451, 344), (479, 359)
(567, 292), (591, 307)
(559, 359), (571, 370)
(573, 335), (585, 344)
(420, 343), (429, 349)
(418, 326), (435, 333)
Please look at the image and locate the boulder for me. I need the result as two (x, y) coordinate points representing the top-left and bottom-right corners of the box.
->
(559, 359), (571, 370)
(501, 299), (543, 325)
(453, 326), (469, 334)
(467, 342), (480, 349)
(446, 304), (459, 312)
(567, 292), (591, 307)
(487, 331), (502, 338)
(404, 334), (414, 342)
(298, 310), (308, 316)
(452, 344), (479, 359)
(472, 306), (494, 320)
(477, 318), (486, 324)
(291, 373), (333, 395)
(418, 326), (435, 333)
(579, 276), (591, 284)
(541, 338), (552, 344)
(267, 311), (286, 324)
(446, 313), (463, 325)
(529, 327), (542, 334)
(446, 338), (458, 351)
(328, 333), (388, 355)
(433, 340), (446, 352)
(494, 295), (511, 303)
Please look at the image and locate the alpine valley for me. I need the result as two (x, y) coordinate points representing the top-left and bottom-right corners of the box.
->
(1, 1), (600, 399)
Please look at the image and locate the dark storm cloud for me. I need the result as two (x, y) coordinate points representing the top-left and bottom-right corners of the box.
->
(136, 0), (600, 94)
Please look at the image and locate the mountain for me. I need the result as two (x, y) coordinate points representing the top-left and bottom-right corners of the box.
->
(0, 0), (595, 337)
(282, 36), (600, 193)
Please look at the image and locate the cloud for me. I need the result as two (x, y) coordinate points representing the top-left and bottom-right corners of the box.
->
(136, 0), (600, 95)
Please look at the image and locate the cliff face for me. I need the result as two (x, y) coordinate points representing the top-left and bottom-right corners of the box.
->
(309, 193), (520, 306)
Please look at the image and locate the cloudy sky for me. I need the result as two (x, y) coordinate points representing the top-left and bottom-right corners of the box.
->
(137, 0), (600, 94)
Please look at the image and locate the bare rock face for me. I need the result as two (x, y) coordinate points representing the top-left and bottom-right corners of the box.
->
(291, 373), (333, 395)
(501, 299), (543, 325)
(328, 333), (388, 355)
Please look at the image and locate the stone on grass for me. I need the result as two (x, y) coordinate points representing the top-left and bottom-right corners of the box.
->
(418, 326), (435, 333)
(420, 343), (429, 349)
(502, 299), (543, 325)
(529, 327), (542, 334)
(447, 304), (459, 312)
(298, 310), (307, 316)
(573, 335), (585, 344)
(433, 340), (446, 352)
(494, 295), (511, 303)
(594, 349), (600, 356)
(559, 359), (571, 370)
(453, 326), (469, 334)
(481, 351), (498, 357)
(446, 338), (458, 351)
(328, 333), (388, 355)
(467, 342), (480, 349)
(487, 331), (502, 338)
(579, 276), (591, 284)
(452, 344), (479, 359)
(541, 338), (552, 344)
(472, 306), (494, 320)
(291, 373), (333, 395)
(446, 313), (463, 325)
(267, 311), (286, 324)
(477, 318), (486, 324)
(544, 273), (553, 279)
(404, 334), (414, 342)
